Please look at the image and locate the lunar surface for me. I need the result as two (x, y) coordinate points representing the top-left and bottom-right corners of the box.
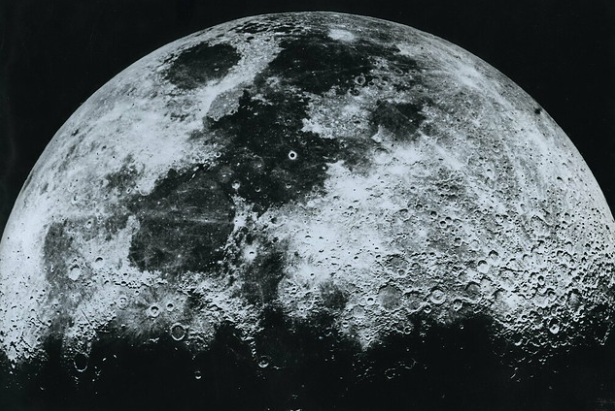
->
(1, 12), (614, 411)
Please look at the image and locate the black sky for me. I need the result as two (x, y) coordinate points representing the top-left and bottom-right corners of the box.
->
(1, 0), (614, 235)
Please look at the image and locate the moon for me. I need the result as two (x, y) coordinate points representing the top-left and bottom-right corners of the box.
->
(0, 12), (613, 411)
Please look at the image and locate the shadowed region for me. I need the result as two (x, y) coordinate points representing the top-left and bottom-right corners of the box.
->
(164, 43), (240, 89)
(2, 314), (612, 411)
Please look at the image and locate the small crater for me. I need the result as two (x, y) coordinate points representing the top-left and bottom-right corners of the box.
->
(405, 291), (422, 311)
(548, 320), (560, 334)
(477, 260), (489, 274)
(464, 282), (482, 302)
(117, 296), (129, 309)
(93, 257), (104, 270)
(429, 287), (446, 305)
(377, 285), (403, 310)
(170, 323), (187, 341)
(384, 254), (407, 276)
(397, 209), (410, 222)
(384, 367), (397, 380)
(488, 250), (500, 265)
(148, 305), (160, 318)
(258, 356), (271, 369)
(74, 353), (89, 373)
(68, 265), (82, 281)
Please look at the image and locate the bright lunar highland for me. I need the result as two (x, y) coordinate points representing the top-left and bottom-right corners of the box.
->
(0, 12), (614, 411)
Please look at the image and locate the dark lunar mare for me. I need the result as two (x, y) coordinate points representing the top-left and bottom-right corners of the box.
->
(262, 31), (419, 95)
(42, 26), (431, 293)
(127, 166), (235, 275)
(164, 43), (241, 90)
(128, 28), (431, 279)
